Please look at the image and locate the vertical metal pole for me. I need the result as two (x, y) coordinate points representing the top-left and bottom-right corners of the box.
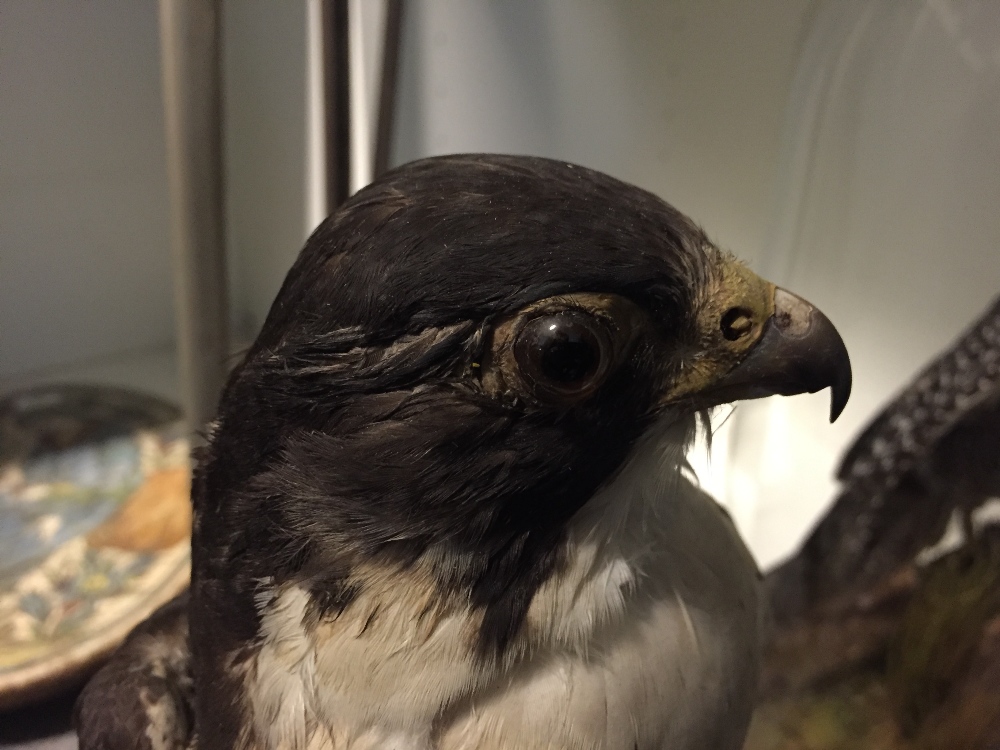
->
(158, 0), (229, 437)
(322, 0), (352, 211)
(374, 0), (403, 179)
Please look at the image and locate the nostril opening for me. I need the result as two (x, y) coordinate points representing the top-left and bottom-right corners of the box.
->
(721, 307), (754, 341)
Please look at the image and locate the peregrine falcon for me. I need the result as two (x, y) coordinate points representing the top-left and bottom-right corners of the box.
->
(75, 155), (850, 750)
(770, 294), (1000, 615)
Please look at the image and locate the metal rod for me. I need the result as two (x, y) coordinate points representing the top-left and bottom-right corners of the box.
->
(158, 0), (230, 437)
(323, 0), (352, 211)
(374, 0), (403, 178)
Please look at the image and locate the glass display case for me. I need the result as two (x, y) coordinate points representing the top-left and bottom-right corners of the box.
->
(721, 0), (1000, 568)
(2, 2), (998, 748)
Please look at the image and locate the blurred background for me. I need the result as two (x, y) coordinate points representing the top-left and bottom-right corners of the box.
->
(2, 0), (999, 745)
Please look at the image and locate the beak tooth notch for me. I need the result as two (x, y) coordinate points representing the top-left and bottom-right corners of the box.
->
(687, 287), (852, 421)
(729, 288), (852, 422)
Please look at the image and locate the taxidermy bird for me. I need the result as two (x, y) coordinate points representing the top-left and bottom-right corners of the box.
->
(769, 293), (1000, 614)
(75, 154), (851, 750)
(751, 294), (1000, 750)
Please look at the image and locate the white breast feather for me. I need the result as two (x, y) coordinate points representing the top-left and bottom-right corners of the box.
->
(246, 418), (762, 750)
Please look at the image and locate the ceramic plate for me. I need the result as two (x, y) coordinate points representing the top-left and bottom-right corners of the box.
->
(0, 384), (191, 711)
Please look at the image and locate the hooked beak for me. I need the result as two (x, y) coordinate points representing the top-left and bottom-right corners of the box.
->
(662, 261), (852, 422)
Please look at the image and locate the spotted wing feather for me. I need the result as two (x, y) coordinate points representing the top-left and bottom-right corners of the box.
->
(74, 594), (195, 750)
(838, 294), (1000, 493)
(770, 295), (1000, 616)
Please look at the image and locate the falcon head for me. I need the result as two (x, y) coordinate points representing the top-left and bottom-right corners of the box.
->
(193, 154), (851, 658)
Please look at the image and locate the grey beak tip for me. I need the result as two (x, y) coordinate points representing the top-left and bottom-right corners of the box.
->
(816, 309), (852, 423)
(774, 289), (853, 422)
(829, 376), (851, 422)
(814, 310), (852, 423)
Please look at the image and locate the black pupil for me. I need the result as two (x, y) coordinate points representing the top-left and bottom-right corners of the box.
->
(534, 318), (600, 384)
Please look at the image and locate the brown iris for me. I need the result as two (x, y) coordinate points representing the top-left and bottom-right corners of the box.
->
(513, 311), (613, 402)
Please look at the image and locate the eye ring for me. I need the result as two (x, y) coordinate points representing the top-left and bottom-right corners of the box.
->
(512, 310), (615, 403)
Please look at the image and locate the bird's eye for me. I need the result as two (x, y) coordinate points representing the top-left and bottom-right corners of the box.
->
(513, 311), (614, 402)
